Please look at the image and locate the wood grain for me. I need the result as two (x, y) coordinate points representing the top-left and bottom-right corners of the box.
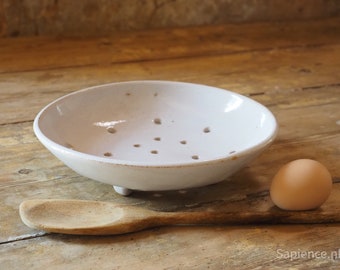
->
(1, 43), (339, 125)
(2, 225), (340, 269)
(0, 18), (339, 269)
(0, 18), (339, 73)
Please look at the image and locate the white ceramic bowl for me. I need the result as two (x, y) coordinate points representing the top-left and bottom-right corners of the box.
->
(34, 81), (278, 195)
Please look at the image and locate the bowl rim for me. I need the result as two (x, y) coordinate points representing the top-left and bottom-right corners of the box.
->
(34, 80), (278, 168)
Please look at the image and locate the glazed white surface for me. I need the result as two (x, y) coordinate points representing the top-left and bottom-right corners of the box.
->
(34, 81), (278, 192)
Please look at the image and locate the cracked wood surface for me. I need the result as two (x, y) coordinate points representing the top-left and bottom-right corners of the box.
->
(0, 18), (340, 269)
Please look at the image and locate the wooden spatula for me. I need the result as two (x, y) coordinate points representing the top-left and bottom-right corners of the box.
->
(19, 199), (339, 235)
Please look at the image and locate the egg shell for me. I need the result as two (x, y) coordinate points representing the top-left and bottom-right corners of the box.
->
(270, 159), (332, 211)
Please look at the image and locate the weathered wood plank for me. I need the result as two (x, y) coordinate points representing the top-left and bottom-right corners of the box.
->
(0, 18), (339, 73)
(2, 224), (340, 269)
(0, 19), (340, 269)
(1, 43), (339, 125)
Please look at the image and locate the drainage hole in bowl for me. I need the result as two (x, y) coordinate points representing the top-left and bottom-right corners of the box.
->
(104, 152), (112, 157)
(107, 126), (117, 134)
(203, 127), (210, 133)
(154, 137), (161, 141)
(150, 150), (158, 154)
(153, 118), (162, 125)
(180, 140), (187, 145)
(191, 155), (199, 160)
(133, 144), (141, 148)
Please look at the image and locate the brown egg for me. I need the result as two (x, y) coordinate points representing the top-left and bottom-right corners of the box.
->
(270, 159), (332, 211)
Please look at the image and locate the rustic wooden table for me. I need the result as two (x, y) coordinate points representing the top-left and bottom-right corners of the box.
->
(1, 18), (339, 269)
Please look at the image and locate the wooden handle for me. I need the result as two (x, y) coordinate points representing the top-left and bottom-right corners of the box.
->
(157, 209), (340, 226)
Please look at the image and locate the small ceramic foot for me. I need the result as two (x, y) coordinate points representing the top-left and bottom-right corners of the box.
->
(113, 186), (133, 196)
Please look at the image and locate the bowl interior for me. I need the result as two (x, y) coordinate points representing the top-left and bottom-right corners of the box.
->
(36, 81), (277, 166)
